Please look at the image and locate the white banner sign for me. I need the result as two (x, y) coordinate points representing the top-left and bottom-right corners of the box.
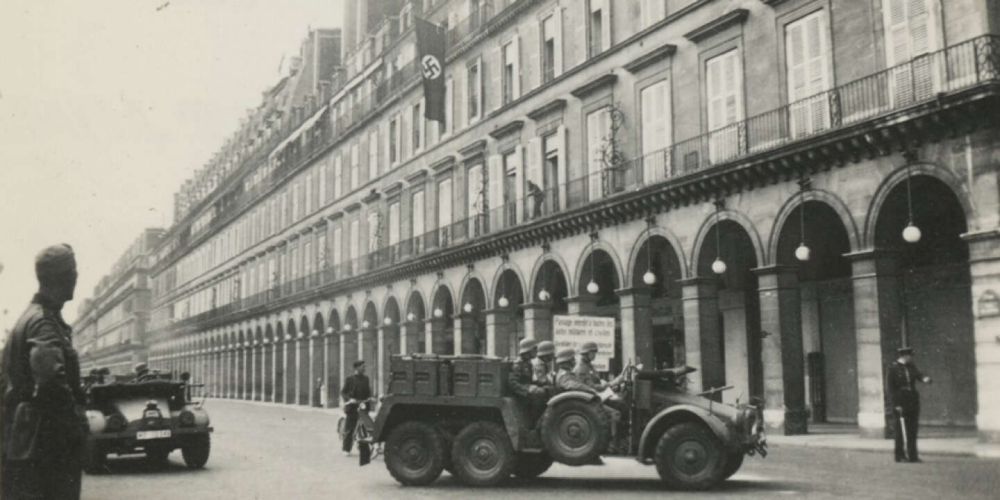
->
(552, 315), (615, 371)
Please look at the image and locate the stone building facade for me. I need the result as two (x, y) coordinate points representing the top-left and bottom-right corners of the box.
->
(73, 228), (165, 375)
(144, 0), (1000, 455)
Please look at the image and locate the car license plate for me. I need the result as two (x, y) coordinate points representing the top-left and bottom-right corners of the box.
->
(137, 430), (171, 440)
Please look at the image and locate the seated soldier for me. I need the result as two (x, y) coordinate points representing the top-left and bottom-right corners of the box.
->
(134, 362), (153, 382)
(508, 339), (547, 426)
(574, 341), (626, 392)
(532, 340), (556, 387)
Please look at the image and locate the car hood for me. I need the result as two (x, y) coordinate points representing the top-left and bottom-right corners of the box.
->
(651, 389), (741, 421)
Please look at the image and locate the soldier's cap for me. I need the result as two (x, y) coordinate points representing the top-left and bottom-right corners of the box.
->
(518, 338), (538, 355)
(580, 341), (599, 354)
(536, 340), (555, 357)
(134, 362), (149, 373)
(353, 360), (366, 368)
(555, 348), (576, 364)
(897, 346), (915, 355)
(35, 244), (76, 279)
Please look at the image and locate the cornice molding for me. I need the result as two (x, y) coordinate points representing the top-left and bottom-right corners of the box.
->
(488, 120), (524, 140)
(570, 73), (618, 99)
(624, 44), (677, 74)
(683, 9), (749, 43)
(526, 99), (566, 121)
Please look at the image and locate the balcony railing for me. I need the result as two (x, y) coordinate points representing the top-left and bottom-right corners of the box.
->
(166, 35), (999, 331)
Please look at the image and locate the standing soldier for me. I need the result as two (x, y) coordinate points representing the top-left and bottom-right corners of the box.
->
(340, 360), (372, 456)
(532, 340), (555, 387)
(886, 346), (932, 463)
(1, 244), (87, 500)
(508, 339), (546, 425)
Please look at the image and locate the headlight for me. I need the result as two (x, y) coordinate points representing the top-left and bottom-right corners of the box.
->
(85, 410), (106, 434)
(179, 410), (195, 427)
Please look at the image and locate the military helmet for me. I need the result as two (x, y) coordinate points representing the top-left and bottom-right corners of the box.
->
(555, 348), (576, 364)
(580, 341), (599, 354)
(518, 338), (538, 355)
(536, 340), (555, 357)
(134, 362), (149, 374)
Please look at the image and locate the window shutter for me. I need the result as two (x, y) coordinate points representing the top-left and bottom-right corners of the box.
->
(478, 56), (486, 117)
(553, 9), (564, 77)
(444, 77), (453, 136)
(526, 137), (543, 187)
(488, 155), (503, 229)
(513, 145), (525, 222)
(557, 125), (569, 210)
(454, 69), (464, 130)
(527, 21), (540, 90)
(412, 191), (425, 238)
(587, 109), (605, 201)
(601, 0), (612, 50)
(401, 107), (411, 160)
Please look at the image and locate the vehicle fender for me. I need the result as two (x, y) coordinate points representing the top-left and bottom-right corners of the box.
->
(546, 390), (599, 407)
(638, 404), (733, 461)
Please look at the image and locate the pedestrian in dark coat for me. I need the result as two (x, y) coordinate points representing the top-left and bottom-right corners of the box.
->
(1, 244), (87, 500)
(886, 346), (932, 463)
(340, 360), (371, 455)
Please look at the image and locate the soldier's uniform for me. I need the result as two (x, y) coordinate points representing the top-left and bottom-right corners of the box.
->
(886, 347), (930, 463)
(509, 339), (546, 425)
(532, 340), (555, 387)
(1, 245), (86, 500)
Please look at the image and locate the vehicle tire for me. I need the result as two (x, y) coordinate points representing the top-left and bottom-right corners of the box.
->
(384, 421), (447, 486)
(182, 434), (211, 469)
(146, 448), (171, 467)
(83, 441), (106, 475)
(721, 451), (744, 480)
(513, 452), (554, 479)
(654, 422), (725, 490)
(450, 422), (515, 487)
(539, 399), (611, 466)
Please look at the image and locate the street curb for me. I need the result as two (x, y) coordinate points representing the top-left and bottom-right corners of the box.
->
(766, 436), (977, 458)
(206, 397), (344, 418)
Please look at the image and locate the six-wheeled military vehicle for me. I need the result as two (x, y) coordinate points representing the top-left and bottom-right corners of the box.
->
(82, 372), (212, 473)
(369, 354), (766, 489)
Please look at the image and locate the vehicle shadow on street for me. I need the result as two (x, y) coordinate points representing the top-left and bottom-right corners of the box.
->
(430, 475), (797, 493)
(95, 455), (207, 476)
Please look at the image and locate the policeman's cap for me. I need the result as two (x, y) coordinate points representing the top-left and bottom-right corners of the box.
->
(580, 341), (598, 354)
(897, 347), (915, 355)
(536, 340), (555, 357)
(555, 348), (576, 364)
(35, 244), (76, 280)
(353, 360), (366, 368)
(518, 338), (538, 355)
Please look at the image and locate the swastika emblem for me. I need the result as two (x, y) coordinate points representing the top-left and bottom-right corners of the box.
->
(421, 55), (442, 80)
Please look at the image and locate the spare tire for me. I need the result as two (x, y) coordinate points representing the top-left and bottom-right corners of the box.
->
(539, 398), (611, 466)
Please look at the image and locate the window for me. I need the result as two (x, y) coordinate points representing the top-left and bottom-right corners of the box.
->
(640, 80), (671, 182)
(412, 101), (423, 152)
(706, 49), (743, 162)
(368, 211), (381, 253)
(412, 190), (425, 240)
(641, 0), (666, 29)
(369, 130), (379, 178)
(291, 183), (301, 221)
(786, 10), (831, 138)
(541, 12), (562, 83)
(349, 219), (360, 263)
(305, 171), (315, 213)
(883, 0), (941, 104)
(388, 201), (400, 247)
(332, 226), (342, 267)
(501, 150), (519, 225)
(318, 163), (328, 206)
(586, 107), (612, 200)
(466, 163), (484, 236)
(542, 131), (562, 210)
(389, 117), (399, 165)
(502, 38), (519, 104)
(437, 178), (453, 244)
(350, 143), (360, 190)
(588, 0), (610, 57)
(467, 59), (482, 122)
(333, 157), (343, 198)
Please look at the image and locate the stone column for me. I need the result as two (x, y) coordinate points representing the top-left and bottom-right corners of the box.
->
(453, 316), (464, 355)
(424, 320), (434, 354)
(963, 230), (1000, 457)
(242, 344), (250, 400)
(361, 328), (378, 390)
(248, 342), (257, 400)
(322, 333), (331, 407)
(484, 308), (508, 357)
(565, 295), (597, 315)
(376, 326), (386, 397)
(522, 302), (554, 342)
(846, 250), (904, 438)
(308, 332), (318, 407)
(754, 265), (808, 435)
(678, 277), (724, 395)
(617, 288), (654, 369)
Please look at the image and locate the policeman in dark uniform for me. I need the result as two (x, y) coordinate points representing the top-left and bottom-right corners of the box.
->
(508, 338), (546, 425)
(886, 346), (932, 463)
(340, 360), (372, 456)
(1, 244), (87, 500)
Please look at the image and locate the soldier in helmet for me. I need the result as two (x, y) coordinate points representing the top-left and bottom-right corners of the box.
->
(1, 244), (86, 499)
(532, 340), (556, 387)
(134, 362), (152, 382)
(508, 338), (547, 425)
(574, 341), (626, 392)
